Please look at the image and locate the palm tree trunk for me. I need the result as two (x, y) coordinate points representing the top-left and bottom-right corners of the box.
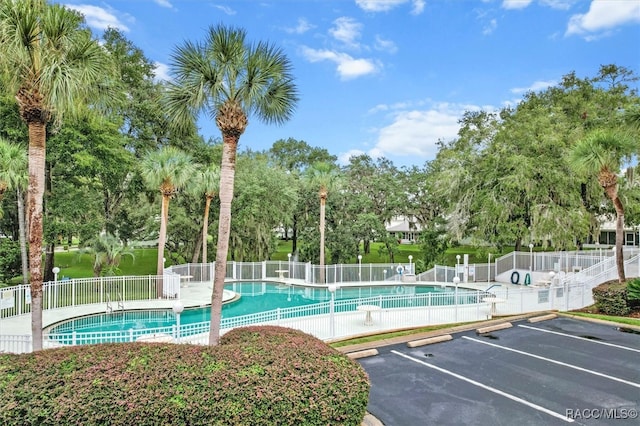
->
(292, 214), (298, 254)
(43, 244), (54, 283)
(319, 198), (326, 284)
(202, 197), (211, 263)
(613, 196), (626, 283)
(209, 135), (238, 345)
(156, 194), (170, 297)
(27, 121), (46, 351)
(17, 187), (28, 285)
(191, 232), (202, 264)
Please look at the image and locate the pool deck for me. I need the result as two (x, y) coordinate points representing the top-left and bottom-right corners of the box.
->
(0, 279), (518, 338)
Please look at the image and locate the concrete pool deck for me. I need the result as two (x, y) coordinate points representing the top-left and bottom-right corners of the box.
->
(0, 279), (523, 339)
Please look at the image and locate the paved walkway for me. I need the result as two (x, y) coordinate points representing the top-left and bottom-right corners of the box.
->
(0, 279), (511, 338)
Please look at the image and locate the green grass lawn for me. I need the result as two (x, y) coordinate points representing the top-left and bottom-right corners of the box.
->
(5, 241), (510, 284)
(50, 248), (159, 279)
(273, 240), (513, 266)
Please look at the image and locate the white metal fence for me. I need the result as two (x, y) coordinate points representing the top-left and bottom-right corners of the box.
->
(0, 275), (179, 319)
(2, 249), (638, 354)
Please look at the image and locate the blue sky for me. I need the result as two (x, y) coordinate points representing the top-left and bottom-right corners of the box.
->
(61, 0), (640, 167)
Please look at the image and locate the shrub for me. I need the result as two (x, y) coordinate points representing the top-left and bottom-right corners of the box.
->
(0, 326), (369, 425)
(0, 238), (21, 284)
(627, 278), (640, 308)
(592, 281), (630, 316)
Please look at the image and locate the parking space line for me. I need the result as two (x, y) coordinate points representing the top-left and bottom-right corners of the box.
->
(391, 350), (574, 423)
(462, 336), (640, 389)
(517, 324), (640, 353)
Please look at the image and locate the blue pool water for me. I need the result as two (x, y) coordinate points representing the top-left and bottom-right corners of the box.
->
(48, 282), (454, 337)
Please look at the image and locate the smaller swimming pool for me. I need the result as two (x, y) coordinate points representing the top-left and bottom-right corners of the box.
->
(48, 282), (467, 344)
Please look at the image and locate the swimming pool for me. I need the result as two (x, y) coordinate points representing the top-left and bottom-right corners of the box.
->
(47, 282), (460, 343)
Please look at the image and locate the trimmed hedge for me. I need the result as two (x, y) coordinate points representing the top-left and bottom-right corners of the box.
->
(592, 281), (630, 316)
(627, 278), (640, 308)
(0, 326), (370, 425)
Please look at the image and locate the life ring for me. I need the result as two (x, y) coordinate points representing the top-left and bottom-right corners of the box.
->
(395, 286), (404, 294)
(396, 265), (404, 275)
(510, 271), (520, 285)
(524, 273), (531, 286)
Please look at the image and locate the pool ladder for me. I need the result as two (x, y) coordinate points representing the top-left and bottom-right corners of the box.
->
(105, 293), (125, 314)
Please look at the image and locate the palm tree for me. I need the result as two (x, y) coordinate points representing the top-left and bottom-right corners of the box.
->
(140, 147), (193, 296)
(0, 138), (28, 284)
(0, 138), (25, 203)
(0, 0), (111, 350)
(569, 129), (635, 283)
(190, 165), (220, 263)
(304, 162), (342, 284)
(165, 24), (298, 345)
(78, 233), (135, 277)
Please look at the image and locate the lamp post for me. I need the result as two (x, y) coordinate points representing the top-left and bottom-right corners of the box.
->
(456, 254), (461, 280)
(529, 243), (534, 271)
(328, 284), (338, 338)
(358, 254), (362, 282)
(453, 276), (460, 320)
(51, 267), (60, 308)
(408, 255), (413, 275)
(383, 269), (387, 281)
(288, 252), (292, 279)
(172, 301), (184, 342)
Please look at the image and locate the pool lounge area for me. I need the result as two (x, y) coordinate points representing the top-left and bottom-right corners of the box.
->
(1, 249), (638, 353)
(45, 282), (477, 345)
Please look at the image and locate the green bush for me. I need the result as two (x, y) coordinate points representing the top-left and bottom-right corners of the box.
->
(627, 278), (640, 308)
(592, 281), (630, 316)
(0, 238), (21, 285)
(0, 326), (369, 425)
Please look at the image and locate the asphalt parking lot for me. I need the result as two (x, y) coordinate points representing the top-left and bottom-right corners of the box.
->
(356, 317), (640, 425)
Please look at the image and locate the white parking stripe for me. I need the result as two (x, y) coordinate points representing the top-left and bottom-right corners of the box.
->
(391, 350), (574, 423)
(518, 324), (640, 353)
(462, 336), (640, 389)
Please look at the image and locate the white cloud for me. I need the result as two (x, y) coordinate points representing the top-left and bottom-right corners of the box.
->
(540, 0), (576, 10)
(65, 4), (130, 32)
(338, 149), (367, 165)
(374, 35), (398, 53)
(566, 0), (640, 39)
(301, 47), (378, 80)
(153, 62), (171, 82)
(510, 80), (557, 94)
(330, 17), (363, 48)
(370, 102), (476, 160)
(154, 0), (173, 8)
(411, 0), (425, 15)
(501, 0), (533, 10)
(355, 0), (426, 15)
(483, 18), (498, 35)
(212, 4), (236, 15)
(284, 18), (315, 34)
